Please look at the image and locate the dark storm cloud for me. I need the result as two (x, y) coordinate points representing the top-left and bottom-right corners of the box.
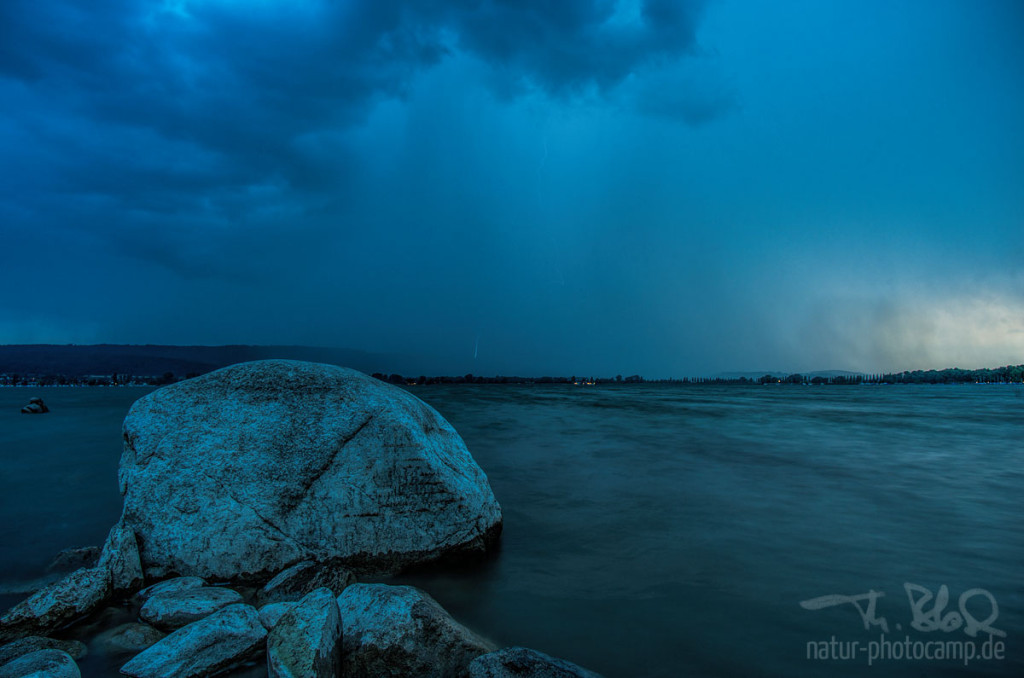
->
(4, 0), (1020, 374)
(1, 0), (718, 277)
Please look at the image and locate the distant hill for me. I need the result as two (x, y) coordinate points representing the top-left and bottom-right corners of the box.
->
(0, 344), (401, 378)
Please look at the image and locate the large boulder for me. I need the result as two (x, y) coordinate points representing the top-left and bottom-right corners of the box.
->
(119, 360), (502, 581)
(339, 583), (495, 677)
(120, 604), (266, 678)
(267, 588), (342, 678)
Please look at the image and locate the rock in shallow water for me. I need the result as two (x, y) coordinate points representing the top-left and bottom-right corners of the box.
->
(119, 359), (502, 581)
(0, 649), (79, 678)
(0, 568), (110, 642)
(469, 646), (605, 678)
(89, 623), (164, 655)
(139, 587), (244, 630)
(20, 398), (49, 415)
(258, 561), (355, 605)
(339, 583), (495, 677)
(135, 577), (206, 604)
(267, 588), (341, 678)
(45, 548), (100, 575)
(120, 604), (266, 678)
(98, 521), (143, 596)
(0, 637), (87, 666)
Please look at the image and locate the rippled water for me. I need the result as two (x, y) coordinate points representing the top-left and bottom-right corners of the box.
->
(1, 384), (1022, 677)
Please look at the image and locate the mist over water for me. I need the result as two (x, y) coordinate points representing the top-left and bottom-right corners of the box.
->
(1, 384), (1021, 677)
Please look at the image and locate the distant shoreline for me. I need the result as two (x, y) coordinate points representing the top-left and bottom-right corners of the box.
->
(1, 344), (1021, 387)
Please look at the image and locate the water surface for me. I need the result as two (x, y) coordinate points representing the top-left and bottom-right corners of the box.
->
(1, 384), (1021, 677)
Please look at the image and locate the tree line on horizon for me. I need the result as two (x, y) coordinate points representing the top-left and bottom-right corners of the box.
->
(367, 365), (1024, 386)
(2, 366), (1022, 388)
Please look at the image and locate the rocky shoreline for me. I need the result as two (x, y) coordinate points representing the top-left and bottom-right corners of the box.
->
(1, 361), (603, 677)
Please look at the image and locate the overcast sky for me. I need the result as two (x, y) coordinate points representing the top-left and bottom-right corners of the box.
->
(1, 0), (1022, 376)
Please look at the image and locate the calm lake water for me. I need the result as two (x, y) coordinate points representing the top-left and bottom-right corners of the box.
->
(1, 384), (1022, 677)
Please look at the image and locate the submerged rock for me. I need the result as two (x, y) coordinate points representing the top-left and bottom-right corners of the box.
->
(45, 548), (100, 575)
(0, 649), (79, 678)
(0, 637), (87, 665)
(136, 577), (206, 604)
(267, 588), (342, 678)
(469, 647), (604, 678)
(0, 568), (110, 642)
(258, 561), (355, 605)
(98, 521), (143, 596)
(20, 398), (49, 415)
(89, 623), (164, 655)
(119, 359), (502, 581)
(120, 604), (266, 678)
(139, 587), (244, 630)
(339, 583), (495, 677)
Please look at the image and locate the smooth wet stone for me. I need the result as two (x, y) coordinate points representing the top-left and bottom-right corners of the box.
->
(258, 561), (355, 605)
(469, 647), (605, 678)
(120, 604), (266, 678)
(119, 360), (502, 580)
(258, 603), (296, 631)
(267, 588), (341, 678)
(98, 521), (143, 596)
(90, 623), (165, 655)
(0, 649), (79, 678)
(139, 587), (244, 630)
(0, 568), (110, 643)
(339, 583), (495, 677)
(136, 577), (206, 604)
(0, 637), (87, 665)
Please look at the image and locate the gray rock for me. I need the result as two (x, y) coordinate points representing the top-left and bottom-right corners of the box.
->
(267, 588), (341, 678)
(139, 587), (244, 630)
(0, 576), (63, 599)
(20, 398), (49, 415)
(339, 583), (495, 678)
(98, 521), (143, 596)
(45, 548), (100, 575)
(258, 603), (297, 631)
(119, 360), (502, 581)
(0, 649), (79, 678)
(258, 561), (355, 605)
(0, 568), (110, 642)
(120, 604), (266, 678)
(90, 623), (165, 655)
(0, 637), (86, 665)
(135, 577), (207, 603)
(469, 647), (604, 678)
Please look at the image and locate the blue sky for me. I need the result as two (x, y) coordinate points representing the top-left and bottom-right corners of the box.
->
(1, 0), (1022, 376)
